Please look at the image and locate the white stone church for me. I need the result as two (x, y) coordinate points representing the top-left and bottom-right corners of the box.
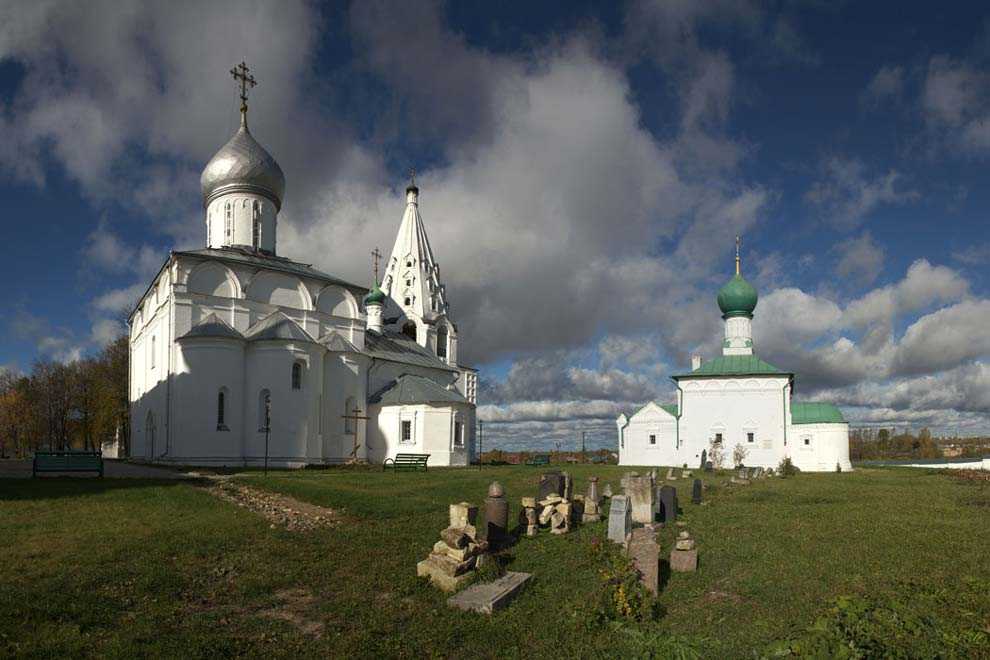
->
(617, 249), (852, 472)
(128, 77), (476, 467)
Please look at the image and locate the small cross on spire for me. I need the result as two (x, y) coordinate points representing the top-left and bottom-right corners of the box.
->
(735, 235), (742, 275)
(230, 61), (257, 127)
(371, 247), (382, 284)
(409, 167), (416, 187)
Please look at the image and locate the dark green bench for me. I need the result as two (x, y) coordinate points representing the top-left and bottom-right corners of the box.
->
(383, 453), (430, 472)
(33, 451), (104, 478)
(525, 454), (550, 466)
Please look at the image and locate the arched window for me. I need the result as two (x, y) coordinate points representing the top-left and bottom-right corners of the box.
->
(207, 212), (212, 247)
(216, 388), (228, 430)
(404, 297), (411, 306)
(258, 389), (271, 431)
(291, 362), (302, 390)
(402, 322), (417, 340)
(224, 202), (232, 240)
(150, 336), (156, 369)
(252, 200), (261, 249)
(437, 325), (448, 359)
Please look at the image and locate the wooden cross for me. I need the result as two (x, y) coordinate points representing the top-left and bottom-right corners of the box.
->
(342, 409), (371, 464)
(230, 61), (257, 118)
(371, 247), (382, 283)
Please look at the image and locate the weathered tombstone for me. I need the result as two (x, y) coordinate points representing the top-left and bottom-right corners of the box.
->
(607, 495), (631, 545)
(447, 571), (533, 614)
(737, 467), (748, 479)
(691, 479), (702, 505)
(602, 483), (613, 498)
(624, 475), (655, 524)
(538, 471), (564, 501)
(682, 469), (693, 478)
(485, 482), (509, 547)
(583, 477), (602, 522)
(520, 496), (538, 537)
(699, 449), (707, 469)
(670, 530), (698, 572)
(627, 527), (660, 595)
(450, 502), (479, 529)
(659, 485), (678, 524)
(665, 467), (675, 480)
(562, 471), (573, 501)
(704, 461), (713, 472)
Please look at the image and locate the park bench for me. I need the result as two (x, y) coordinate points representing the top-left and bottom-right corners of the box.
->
(33, 451), (104, 478)
(383, 453), (430, 472)
(525, 454), (550, 467)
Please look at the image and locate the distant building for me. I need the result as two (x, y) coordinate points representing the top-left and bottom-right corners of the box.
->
(617, 244), (851, 472)
(128, 67), (476, 467)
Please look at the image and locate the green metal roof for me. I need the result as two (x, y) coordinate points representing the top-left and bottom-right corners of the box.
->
(369, 374), (468, 406)
(660, 404), (678, 417)
(791, 402), (846, 424)
(717, 273), (758, 318)
(363, 283), (387, 306)
(673, 354), (789, 379)
(364, 330), (458, 372)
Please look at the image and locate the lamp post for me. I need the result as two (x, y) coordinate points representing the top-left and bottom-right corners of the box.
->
(264, 394), (271, 476)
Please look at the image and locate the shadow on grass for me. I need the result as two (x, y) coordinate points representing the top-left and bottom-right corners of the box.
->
(0, 478), (196, 502)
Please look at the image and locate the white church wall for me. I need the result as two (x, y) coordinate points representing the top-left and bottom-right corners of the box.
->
(170, 338), (245, 464)
(618, 403), (679, 467)
(321, 353), (368, 463)
(129, 273), (173, 461)
(187, 261), (240, 298)
(367, 403), (474, 466)
(243, 341), (322, 467)
(677, 376), (790, 469)
(788, 423), (852, 472)
(246, 271), (310, 310)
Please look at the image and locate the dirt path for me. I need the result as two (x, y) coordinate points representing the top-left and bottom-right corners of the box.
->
(203, 478), (342, 531)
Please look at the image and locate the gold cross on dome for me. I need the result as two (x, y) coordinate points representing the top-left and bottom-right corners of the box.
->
(735, 235), (742, 275)
(230, 61), (257, 121)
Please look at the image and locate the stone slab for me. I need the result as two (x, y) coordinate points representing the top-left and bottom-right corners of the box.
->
(447, 571), (533, 614)
(417, 557), (474, 592)
(627, 527), (660, 594)
(670, 548), (698, 573)
(607, 495), (631, 545)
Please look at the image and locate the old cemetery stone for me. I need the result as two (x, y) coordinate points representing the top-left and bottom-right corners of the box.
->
(417, 502), (488, 591)
(583, 476), (603, 523)
(562, 471), (574, 501)
(659, 485), (678, 524)
(602, 483), (613, 498)
(627, 527), (661, 595)
(691, 479), (702, 505)
(485, 482), (509, 548)
(670, 530), (698, 572)
(620, 471), (638, 491)
(737, 467), (748, 479)
(699, 449), (707, 470)
(538, 471), (565, 501)
(682, 469), (693, 478)
(608, 495), (632, 545)
(520, 496), (538, 537)
(704, 461), (714, 472)
(625, 474), (656, 524)
(447, 571), (533, 615)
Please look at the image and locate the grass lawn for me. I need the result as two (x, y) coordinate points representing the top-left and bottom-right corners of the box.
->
(1, 465), (988, 657)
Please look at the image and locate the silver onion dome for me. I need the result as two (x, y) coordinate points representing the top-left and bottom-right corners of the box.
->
(200, 124), (285, 210)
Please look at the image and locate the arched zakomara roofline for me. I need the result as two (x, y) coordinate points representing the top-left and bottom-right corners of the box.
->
(186, 260), (243, 299)
(316, 284), (360, 319)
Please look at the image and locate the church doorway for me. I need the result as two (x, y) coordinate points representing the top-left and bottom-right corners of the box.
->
(145, 411), (156, 459)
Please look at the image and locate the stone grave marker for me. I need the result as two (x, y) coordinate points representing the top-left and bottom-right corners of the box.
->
(485, 482), (509, 548)
(625, 475), (655, 524)
(699, 449), (707, 469)
(659, 485), (678, 524)
(607, 495), (631, 545)
(627, 527), (660, 595)
(691, 479), (702, 505)
(538, 472), (564, 501)
(670, 530), (698, 572)
(447, 571), (533, 614)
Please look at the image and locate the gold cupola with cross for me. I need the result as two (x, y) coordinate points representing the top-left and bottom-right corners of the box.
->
(200, 62), (285, 254)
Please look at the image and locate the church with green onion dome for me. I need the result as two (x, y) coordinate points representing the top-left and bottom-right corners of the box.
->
(616, 237), (851, 473)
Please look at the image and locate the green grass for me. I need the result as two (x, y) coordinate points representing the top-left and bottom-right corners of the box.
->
(1, 466), (988, 658)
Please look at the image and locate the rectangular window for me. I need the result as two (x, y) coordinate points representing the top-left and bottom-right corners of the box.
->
(649, 434), (656, 445)
(150, 336), (156, 369)
(714, 433), (723, 444)
(804, 437), (811, 446)
(454, 421), (463, 446)
(747, 432), (754, 443)
(401, 420), (412, 443)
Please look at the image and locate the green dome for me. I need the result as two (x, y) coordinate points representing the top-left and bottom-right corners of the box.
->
(364, 284), (387, 306)
(717, 273), (758, 318)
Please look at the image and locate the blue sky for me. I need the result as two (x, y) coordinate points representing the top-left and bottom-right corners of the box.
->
(2, 1), (989, 449)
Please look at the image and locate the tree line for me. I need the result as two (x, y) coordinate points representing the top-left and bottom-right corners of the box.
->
(849, 426), (989, 461)
(0, 336), (128, 458)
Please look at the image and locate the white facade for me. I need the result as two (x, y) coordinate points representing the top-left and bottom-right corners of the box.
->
(618, 254), (851, 473)
(128, 100), (476, 467)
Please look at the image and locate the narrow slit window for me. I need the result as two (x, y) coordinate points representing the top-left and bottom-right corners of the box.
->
(401, 420), (412, 443)
(747, 432), (754, 443)
(291, 362), (302, 390)
(649, 434), (656, 445)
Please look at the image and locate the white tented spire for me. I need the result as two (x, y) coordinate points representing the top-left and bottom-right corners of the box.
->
(381, 178), (449, 331)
